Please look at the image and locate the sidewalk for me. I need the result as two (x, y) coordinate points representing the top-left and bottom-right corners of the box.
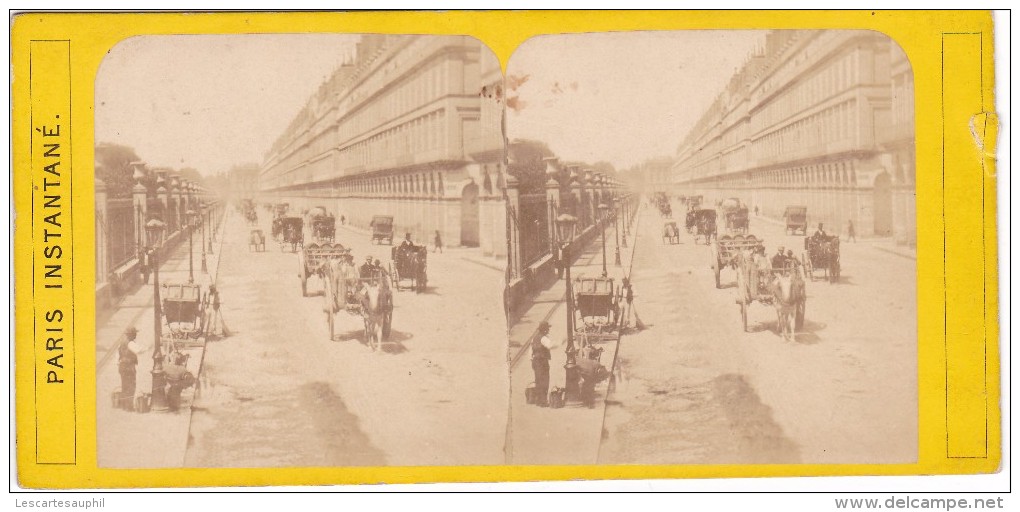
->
(506, 209), (642, 465)
(96, 210), (229, 469)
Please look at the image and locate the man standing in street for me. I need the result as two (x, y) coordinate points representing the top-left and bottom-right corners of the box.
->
(117, 326), (143, 410)
(847, 220), (857, 242)
(531, 321), (557, 407)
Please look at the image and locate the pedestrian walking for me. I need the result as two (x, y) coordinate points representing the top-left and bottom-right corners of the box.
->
(531, 321), (557, 407)
(622, 278), (645, 331)
(117, 326), (143, 409)
(206, 285), (230, 338)
(847, 220), (857, 242)
(433, 230), (443, 254)
(340, 214), (346, 226)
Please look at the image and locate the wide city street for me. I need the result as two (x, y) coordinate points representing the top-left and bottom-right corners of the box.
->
(183, 208), (508, 467)
(598, 199), (917, 464)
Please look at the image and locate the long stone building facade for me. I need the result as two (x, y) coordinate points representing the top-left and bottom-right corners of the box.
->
(260, 35), (506, 256)
(672, 30), (915, 246)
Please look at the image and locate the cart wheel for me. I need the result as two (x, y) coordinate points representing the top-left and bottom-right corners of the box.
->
(795, 300), (805, 330)
(740, 301), (748, 332)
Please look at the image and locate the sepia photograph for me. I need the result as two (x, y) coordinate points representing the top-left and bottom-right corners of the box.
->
(504, 30), (918, 465)
(93, 34), (509, 468)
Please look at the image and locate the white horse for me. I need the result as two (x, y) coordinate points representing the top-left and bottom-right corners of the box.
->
(771, 264), (805, 341)
(359, 275), (392, 350)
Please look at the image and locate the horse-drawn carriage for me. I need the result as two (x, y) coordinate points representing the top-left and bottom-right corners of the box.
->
(783, 206), (808, 235)
(273, 202), (290, 219)
(686, 208), (717, 244)
(803, 234), (841, 283)
(710, 234), (764, 289)
(390, 244), (428, 292)
(273, 216), (303, 252)
(572, 275), (623, 344)
(370, 215), (394, 245)
(320, 260), (394, 350)
(723, 207), (750, 234)
(662, 221), (680, 245)
(307, 206), (336, 243)
(160, 282), (206, 346)
(735, 253), (806, 340)
(240, 199), (258, 226)
(248, 229), (266, 252)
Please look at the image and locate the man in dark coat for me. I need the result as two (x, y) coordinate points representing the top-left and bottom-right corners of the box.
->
(531, 321), (556, 407)
(117, 326), (142, 409)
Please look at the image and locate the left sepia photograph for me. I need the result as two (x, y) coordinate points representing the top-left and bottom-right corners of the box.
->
(93, 34), (509, 468)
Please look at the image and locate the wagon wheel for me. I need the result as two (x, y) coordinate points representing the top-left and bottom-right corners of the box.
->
(389, 262), (399, 290)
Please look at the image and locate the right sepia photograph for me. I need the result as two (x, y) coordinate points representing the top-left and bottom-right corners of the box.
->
(503, 30), (917, 465)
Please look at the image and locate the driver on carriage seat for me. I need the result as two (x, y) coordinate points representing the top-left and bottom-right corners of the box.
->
(400, 232), (415, 250)
(771, 246), (787, 270)
(360, 255), (376, 279)
(813, 223), (828, 239)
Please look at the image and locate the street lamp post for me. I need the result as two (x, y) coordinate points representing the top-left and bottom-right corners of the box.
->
(613, 198), (622, 266)
(555, 214), (580, 400)
(205, 202), (213, 253)
(200, 203), (209, 273)
(598, 203), (609, 278)
(145, 218), (169, 412)
(186, 209), (197, 283)
(621, 194), (630, 248)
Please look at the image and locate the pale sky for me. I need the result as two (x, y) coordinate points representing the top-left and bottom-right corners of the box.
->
(96, 34), (360, 174)
(506, 31), (767, 171)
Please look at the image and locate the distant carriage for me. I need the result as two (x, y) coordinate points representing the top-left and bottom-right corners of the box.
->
(735, 252), (806, 340)
(275, 216), (303, 252)
(248, 229), (266, 252)
(784, 206), (808, 235)
(390, 244), (428, 292)
(803, 234), (841, 283)
(307, 206), (336, 243)
(723, 207), (750, 234)
(689, 208), (717, 244)
(662, 221), (680, 245)
(370, 215), (394, 245)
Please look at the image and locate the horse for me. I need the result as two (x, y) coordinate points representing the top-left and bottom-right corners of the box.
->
(771, 263), (806, 341)
(359, 275), (393, 349)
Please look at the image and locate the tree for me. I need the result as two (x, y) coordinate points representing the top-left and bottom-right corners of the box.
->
(507, 139), (555, 194)
(95, 143), (141, 198)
